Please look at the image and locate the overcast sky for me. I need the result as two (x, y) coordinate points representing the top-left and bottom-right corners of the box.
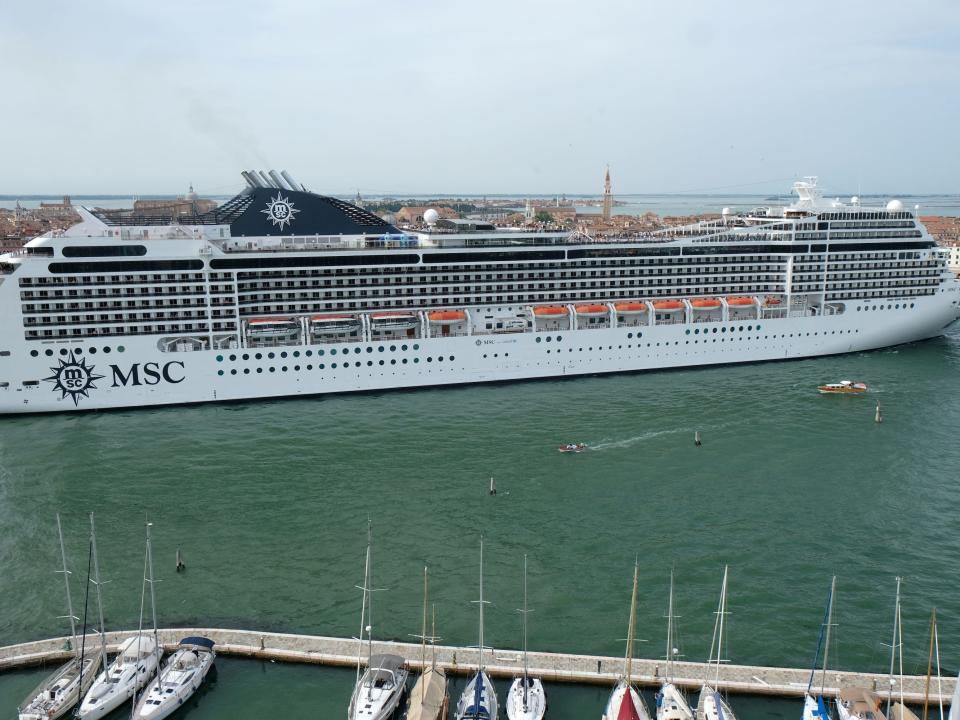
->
(3, 0), (958, 196)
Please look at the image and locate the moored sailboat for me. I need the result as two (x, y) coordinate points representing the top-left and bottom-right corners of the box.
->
(455, 537), (498, 720)
(132, 521), (216, 720)
(506, 554), (546, 720)
(602, 560), (650, 720)
(405, 567), (448, 720)
(78, 512), (160, 720)
(348, 522), (409, 720)
(18, 514), (102, 720)
(802, 577), (836, 720)
(656, 570), (693, 720)
(697, 566), (737, 720)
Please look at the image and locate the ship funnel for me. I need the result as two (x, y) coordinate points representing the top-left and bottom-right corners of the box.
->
(281, 170), (305, 192)
(242, 170), (264, 189)
(257, 170), (275, 188)
(268, 170), (293, 191)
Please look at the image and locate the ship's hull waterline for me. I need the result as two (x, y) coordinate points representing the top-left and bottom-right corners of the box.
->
(5, 293), (956, 414)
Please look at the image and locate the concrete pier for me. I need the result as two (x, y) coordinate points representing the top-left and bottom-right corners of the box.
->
(1, 628), (955, 704)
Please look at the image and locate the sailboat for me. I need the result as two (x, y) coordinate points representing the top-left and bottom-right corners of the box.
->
(405, 567), (448, 720)
(836, 579), (889, 720)
(18, 514), (102, 720)
(696, 566), (738, 720)
(656, 570), (693, 720)
(133, 522), (216, 720)
(919, 609), (945, 720)
(455, 537), (499, 720)
(802, 577), (835, 720)
(349, 522), (409, 720)
(506, 555), (546, 720)
(78, 512), (159, 720)
(602, 560), (650, 720)
(887, 579), (919, 720)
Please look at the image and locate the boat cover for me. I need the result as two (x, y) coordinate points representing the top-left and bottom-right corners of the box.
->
(179, 636), (215, 650)
(406, 667), (447, 720)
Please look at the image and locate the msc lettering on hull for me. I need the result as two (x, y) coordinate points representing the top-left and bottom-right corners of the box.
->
(110, 361), (185, 387)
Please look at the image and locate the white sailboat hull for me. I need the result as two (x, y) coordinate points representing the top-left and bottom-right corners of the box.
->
(657, 682), (694, 720)
(697, 685), (737, 720)
(506, 677), (546, 720)
(456, 671), (498, 720)
(603, 681), (650, 720)
(78, 643), (160, 720)
(132, 647), (214, 720)
(19, 655), (101, 720)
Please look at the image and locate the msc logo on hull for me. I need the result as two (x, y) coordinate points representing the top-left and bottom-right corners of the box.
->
(43, 352), (185, 405)
(110, 362), (185, 387)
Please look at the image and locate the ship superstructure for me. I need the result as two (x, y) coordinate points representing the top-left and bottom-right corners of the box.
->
(1, 174), (956, 413)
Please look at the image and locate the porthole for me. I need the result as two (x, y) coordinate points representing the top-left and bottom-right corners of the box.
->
(378, 346), (385, 352)
(281, 366), (288, 372)
(367, 347), (374, 353)
(427, 357), (433, 362)
(318, 349), (325, 356)
(354, 348), (361, 354)
(243, 368), (250, 375)
(255, 353), (262, 360)
(30, 350), (39, 358)
(118, 346), (125, 352)
(685, 329), (690, 335)
(44, 349), (53, 357)
(293, 351), (300, 358)
(414, 358), (420, 363)
(556, 336), (562, 342)
(306, 350), (313, 357)
(390, 345), (396, 352)
(319, 363), (325, 369)
(331, 349), (337, 355)
(390, 359), (397, 365)
(89, 348), (97, 355)
(280, 351), (288, 359)
(294, 365), (300, 371)
(413, 343), (420, 350)
(536, 337), (542, 343)
(217, 370), (224, 376)
(268, 352), (276, 359)
(256, 367), (263, 374)
(402, 358), (408, 364)
(332, 363), (337, 369)
(103, 347), (111, 354)
(230, 369), (237, 375)
(367, 360), (373, 367)
(269, 367), (275, 372)
(451, 355), (456, 360)
(242, 353), (249, 361)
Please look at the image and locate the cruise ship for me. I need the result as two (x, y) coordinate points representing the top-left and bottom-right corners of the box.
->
(2, 173), (957, 414)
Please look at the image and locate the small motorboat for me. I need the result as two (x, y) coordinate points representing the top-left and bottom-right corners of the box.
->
(558, 443), (587, 453)
(818, 381), (868, 394)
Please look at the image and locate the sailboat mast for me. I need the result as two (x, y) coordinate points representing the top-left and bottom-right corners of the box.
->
(89, 513), (109, 674)
(145, 521), (164, 691)
(886, 577), (902, 718)
(421, 566), (428, 675)
(130, 524), (150, 716)
(55, 513), (78, 654)
(666, 569), (675, 683)
(522, 553), (530, 707)
(478, 537), (485, 673)
(923, 608), (936, 720)
(933, 618), (944, 720)
(624, 561), (639, 684)
(364, 522), (374, 700)
(715, 566), (729, 687)
(819, 576), (836, 697)
(431, 605), (438, 671)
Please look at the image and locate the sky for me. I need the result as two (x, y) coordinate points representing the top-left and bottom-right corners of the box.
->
(2, 0), (959, 196)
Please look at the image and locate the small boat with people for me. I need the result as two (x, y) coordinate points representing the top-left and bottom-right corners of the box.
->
(818, 381), (868, 394)
(558, 443), (587, 454)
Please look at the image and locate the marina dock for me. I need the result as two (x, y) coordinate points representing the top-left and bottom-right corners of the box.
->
(1, 628), (954, 704)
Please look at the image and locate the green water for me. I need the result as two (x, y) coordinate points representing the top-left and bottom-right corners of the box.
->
(2, 328), (960, 716)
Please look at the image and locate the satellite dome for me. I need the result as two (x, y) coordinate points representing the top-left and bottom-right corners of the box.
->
(850, 196), (859, 205)
(423, 208), (439, 226)
(886, 199), (904, 212)
(721, 207), (731, 215)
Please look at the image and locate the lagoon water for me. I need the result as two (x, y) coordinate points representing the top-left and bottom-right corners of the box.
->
(2, 326), (960, 716)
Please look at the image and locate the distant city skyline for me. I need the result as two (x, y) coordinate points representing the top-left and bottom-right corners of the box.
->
(2, 1), (958, 195)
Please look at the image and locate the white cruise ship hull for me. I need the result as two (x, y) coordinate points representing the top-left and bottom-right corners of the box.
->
(3, 292), (957, 414)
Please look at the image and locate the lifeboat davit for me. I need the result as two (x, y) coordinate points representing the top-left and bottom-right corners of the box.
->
(726, 296), (755, 307)
(652, 300), (684, 312)
(764, 296), (783, 306)
(574, 304), (609, 317)
(614, 302), (648, 314)
(690, 298), (722, 309)
(310, 314), (360, 334)
(370, 312), (419, 330)
(249, 316), (295, 325)
(532, 306), (567, 317)
(428, 310), (466, 325)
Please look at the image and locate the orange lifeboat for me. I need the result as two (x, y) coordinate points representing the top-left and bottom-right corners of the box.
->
(653, 300), (684, 312)
(574, 304), (609, 317)
(614, 302), (648, 314)
(690, 298), (722, 309)
(725, 296), (755, 307)
(764, 296), (783, 306)
(532, 306), (567, 317)
(428, 310), (466, 324)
